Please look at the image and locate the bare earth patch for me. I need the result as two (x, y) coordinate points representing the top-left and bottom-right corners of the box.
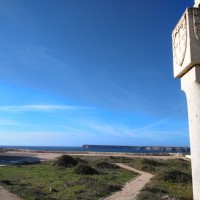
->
(0, 186), (22, 200)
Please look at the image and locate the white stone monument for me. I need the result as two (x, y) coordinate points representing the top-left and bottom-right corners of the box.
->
(194, 0), (200, 7)
(172, 1), (200, 199)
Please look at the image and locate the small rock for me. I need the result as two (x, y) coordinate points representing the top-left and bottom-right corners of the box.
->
(161, 195), (178, 200)
(50, 188), (57, 192)
(161, 195), (170, 199)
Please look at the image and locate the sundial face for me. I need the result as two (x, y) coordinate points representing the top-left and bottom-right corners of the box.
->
(172, 8), (200, 78)
(172, 14), (187, 67)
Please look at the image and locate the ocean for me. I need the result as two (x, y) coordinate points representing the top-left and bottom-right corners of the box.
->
(0, 145), (189, 154)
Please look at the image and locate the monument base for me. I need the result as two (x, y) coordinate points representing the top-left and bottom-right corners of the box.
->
(181, 66), (200, 200)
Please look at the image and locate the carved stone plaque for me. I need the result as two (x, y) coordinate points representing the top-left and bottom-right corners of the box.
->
(172, 14), (187, 66)
(172, 8), (200, 78)
(193, 9), (200, 43)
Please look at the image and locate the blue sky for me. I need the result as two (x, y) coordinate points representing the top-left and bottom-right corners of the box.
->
(0, 0), (194, 147)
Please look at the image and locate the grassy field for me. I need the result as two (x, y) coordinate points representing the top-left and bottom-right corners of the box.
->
(0, 155), (193, 200)
(0, 155), (137, 200)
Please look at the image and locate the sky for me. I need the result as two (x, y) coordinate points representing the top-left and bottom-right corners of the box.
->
(0, 0), (195, 147)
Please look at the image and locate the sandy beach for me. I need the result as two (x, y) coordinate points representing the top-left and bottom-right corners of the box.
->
(3, 150), (174, 162)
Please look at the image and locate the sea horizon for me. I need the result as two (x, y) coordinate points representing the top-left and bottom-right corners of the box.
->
(0, 145), (190, 154)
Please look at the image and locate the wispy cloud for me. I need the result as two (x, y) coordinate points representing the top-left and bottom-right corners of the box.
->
(0, 119), (25, 126)
(78, 121), (124, 137)
(0, 105), (83, 112)
(77, 119), (188, 142)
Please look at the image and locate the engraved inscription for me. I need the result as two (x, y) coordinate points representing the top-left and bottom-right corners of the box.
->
(172, 14), (187, 66)
(193, 9), (200, 43)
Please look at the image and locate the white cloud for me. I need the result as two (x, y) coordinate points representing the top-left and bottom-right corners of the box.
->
(79, 121), (124, 137)
(0, 105), (83, 112)
(0, 119), (27, 126)
(77, 119), (188, 142)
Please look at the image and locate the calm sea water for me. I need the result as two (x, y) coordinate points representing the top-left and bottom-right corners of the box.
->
(0, 146), (188, 154)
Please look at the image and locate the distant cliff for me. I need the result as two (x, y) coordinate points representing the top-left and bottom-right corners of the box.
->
(82, 145), (190, 153)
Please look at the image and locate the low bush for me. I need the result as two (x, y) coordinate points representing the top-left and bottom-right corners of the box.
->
(139, 158), (163, 167)
(141, 184), (167, 194)
(108, 156), (133, 163)
(53, 155), (78, 167)
(137, 191), (161, 200)
(0, 179), (12, 185)
(166, 159), (191, 172)
(157, 169), (192, 183)
(95, 161), (119, 169)
(131, 158), (165, 173)
(74, 164), (99, 175)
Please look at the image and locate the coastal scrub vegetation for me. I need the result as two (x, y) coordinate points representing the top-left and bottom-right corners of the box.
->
(0, 155), (192, 199)
(53, 155), (78, 168)
(80, 156), (192, 199)
(127, 158), (192, 200)
(0, 155), (137, 200)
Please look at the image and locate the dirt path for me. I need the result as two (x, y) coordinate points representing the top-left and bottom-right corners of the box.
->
(0, 186), (22, 200)
(104, 163), (153, 200)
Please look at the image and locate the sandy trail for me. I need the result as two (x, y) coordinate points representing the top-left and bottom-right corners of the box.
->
(0, 186), (22, 200)
(103, 163), (153, 200)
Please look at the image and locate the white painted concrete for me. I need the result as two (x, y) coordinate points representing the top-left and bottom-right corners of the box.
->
(181, 66), (200, 200)
(194, 0), (200, 7)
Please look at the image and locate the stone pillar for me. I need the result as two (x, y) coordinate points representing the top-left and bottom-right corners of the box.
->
(181, 66), (200, 200)
(172, 6), (200, 200)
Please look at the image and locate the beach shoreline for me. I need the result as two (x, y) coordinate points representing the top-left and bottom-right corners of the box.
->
(0, 149), (177, 165)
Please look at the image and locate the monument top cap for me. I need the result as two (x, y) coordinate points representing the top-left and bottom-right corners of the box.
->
(194, 0), (200, 7)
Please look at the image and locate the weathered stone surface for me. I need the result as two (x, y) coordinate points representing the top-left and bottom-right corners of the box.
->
(173, 2), (200, 200)
(172, 8), (200, 78)
(194, 0), (200, 7)
(181, 66), (200, 200)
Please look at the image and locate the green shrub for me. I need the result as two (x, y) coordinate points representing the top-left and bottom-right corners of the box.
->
(157, 169), (192, 183)
(95, 161), (119, 169)
(0, 179), (12, 185)
(53, 155), (78, 167)
(133, 158), (165, 173)
(137, 191), (161, 200)
(74, 164), (99, 175)
(109, 156), (133, 163)
(141, 184), (167, 194)
(139, 158), (164, 167)
(166, 159), (191, 171)
(106, 183), (121, 192)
